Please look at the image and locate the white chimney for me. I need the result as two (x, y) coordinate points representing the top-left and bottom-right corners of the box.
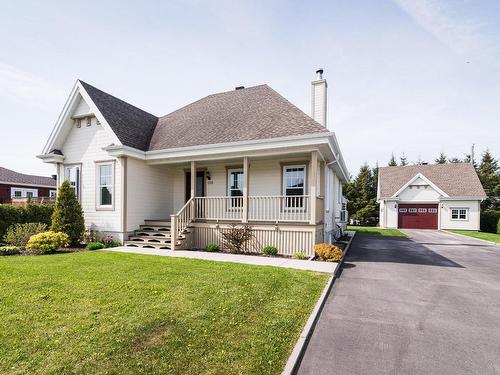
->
(311, 68), (327, 127)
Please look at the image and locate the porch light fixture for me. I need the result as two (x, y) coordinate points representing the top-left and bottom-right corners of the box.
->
(206, 171), (211, 181)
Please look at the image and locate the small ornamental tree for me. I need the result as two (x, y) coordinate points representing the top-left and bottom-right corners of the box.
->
(51, 180), (85, 246)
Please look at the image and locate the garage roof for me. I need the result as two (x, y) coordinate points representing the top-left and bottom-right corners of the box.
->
(378, 163), (486, 198)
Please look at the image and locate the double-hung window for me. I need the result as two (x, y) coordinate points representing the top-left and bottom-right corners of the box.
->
(97, 163), (113, 209)
(451, 208), (468, 220)
(283, 165), (306, 209)
(227, 169), (243, 208)
(64, 166), (80, 200)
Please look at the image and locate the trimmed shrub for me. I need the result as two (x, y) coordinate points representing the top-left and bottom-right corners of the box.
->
(0, 246), (20, 256)
(480, 210), (500, 234)
(86, 242), (105, 250)
(314, 243), (344, 262)
(104, 239), (122, 248)
(206, 243), (220, 252)
(0, 204), (53, 239)
(26, 231), (69, 254)
(292, 251), (307, 260)
(4, 223), (47, 248)
(262, 246), (278, 256)
(51, 181), (85, 246)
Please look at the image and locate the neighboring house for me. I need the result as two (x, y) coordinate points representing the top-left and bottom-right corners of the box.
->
(38, 70), (349, 256)
(377, 163), (486, 230)
(0, 167), (57, 204)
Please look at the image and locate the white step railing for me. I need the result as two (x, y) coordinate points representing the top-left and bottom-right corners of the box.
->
(194, 196), (243, 221)
(170, 197), (194, 250)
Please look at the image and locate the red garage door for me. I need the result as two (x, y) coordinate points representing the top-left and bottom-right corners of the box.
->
(398, 204), (438, 229)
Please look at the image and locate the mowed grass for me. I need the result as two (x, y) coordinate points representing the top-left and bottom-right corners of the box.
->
(0, 251), (328, 375)
(347, 225), (408, 238)
(448, 230), (500, 244)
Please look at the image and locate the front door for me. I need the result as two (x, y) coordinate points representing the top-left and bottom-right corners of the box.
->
(185, 171), (205, 202)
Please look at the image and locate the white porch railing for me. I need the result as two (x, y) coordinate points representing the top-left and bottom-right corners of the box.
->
(194, 195), (313, 223)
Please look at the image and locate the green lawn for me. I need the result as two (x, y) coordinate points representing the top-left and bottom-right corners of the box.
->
(448, 230), (500, 244)
(347, 225), (408, 238)
(0, 251), (328, 374)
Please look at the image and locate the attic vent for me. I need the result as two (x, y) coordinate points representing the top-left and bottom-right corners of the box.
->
(235, 86), (245, 90)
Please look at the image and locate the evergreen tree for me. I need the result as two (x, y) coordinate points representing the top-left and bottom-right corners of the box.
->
(388, 153), (398, 166)
(448, 157), (462, 163)
(435, 152), (447, 164)
(345, 164), (378, 225)
(399, 153), (408, 166)
(477, 150), (500, 209)
(51, 180), (85, 246)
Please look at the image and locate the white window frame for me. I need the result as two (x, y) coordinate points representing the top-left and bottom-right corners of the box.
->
(11, 188), (38, 198)
(282, 165), (307, 210)
(418, 208), (427, 213)
(49, 190), (57, 198)
(96, 162), (114, 210)
(399, 208), (407, 213)
(226, 168), (244, 209)
(451, 208), (468, 221)
(409, 208), (417, 213)
(64, 165), (81, 201)
(428, 208), (438, 213)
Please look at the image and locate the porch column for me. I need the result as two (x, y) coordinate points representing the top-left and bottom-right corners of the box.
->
(242, 157), (249, 223)
(310, 151), (318, 225)
(190, 161), (196, 199)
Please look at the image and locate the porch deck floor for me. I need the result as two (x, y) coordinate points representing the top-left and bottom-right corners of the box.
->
(106, 247), (337, 274)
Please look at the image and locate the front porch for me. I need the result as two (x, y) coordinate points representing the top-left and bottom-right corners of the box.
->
(123, 150), (338, 255)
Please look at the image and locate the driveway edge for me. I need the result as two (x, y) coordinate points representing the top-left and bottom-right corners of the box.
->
(441, 230), (499, 246)
(281, 231), (356, 375)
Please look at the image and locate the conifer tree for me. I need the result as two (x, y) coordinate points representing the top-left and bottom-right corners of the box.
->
(435, 152), (447, 164)
(477, 150), (499, 209)
(388, 153), (397, 166)
(51, 180), (85, 246)
(399, 153), (408, 166)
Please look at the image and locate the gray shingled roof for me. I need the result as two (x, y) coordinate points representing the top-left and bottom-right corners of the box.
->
(0, 167), (56, 187)
(149, 85), (328, 150)
(79, 82), (328, 152)
(378, 163), (486, 198)
(79, 81), (158, 151)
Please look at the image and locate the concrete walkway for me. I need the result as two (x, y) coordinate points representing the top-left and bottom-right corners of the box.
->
(106, 247), (337, 273)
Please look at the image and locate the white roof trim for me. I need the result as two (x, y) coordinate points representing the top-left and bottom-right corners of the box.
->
(391, 173), (449, 198)
(42, 80), (122, 155)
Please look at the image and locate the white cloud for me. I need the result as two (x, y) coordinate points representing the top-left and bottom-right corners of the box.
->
(0, 62), (64, 112)
(393, 0), (496, 60)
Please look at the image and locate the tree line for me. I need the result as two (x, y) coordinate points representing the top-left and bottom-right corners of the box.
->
(345, 149), (499, 225)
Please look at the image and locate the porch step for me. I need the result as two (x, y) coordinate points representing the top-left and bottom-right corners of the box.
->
(139, 225), (171, 232)
(144, 220), (171, 226)
(123, 241), (173, 250)
(129, 234), (185, 242)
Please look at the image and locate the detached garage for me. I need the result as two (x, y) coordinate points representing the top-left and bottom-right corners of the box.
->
(377, 163), (486, 231)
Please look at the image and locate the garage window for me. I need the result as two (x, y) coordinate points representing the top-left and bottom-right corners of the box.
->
(451, 208), (468, 220)
(418, 208), (427, 213)
(409, 208), (417, 213)
(429, 208), (438, 213)
(399, 208), (407, 213)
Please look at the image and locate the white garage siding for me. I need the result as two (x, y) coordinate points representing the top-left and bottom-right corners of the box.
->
(440, 200), (480, 230)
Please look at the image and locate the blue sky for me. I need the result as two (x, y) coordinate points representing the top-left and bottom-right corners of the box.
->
(1, 0), (499, 177)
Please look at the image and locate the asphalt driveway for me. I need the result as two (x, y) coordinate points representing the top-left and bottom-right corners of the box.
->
(298, 230), (500, 375)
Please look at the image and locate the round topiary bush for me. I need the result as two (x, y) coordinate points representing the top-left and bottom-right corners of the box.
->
(262, 246), (278, 256)
(26, 231), (69, 254)
(314, 243), (344, 262)
(206, 243), (220, 252)
(292, 251), (307, 260)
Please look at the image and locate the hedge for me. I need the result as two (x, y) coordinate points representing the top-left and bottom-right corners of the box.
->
(0, 204), (53, 240)
(480, 210), (500, 234)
